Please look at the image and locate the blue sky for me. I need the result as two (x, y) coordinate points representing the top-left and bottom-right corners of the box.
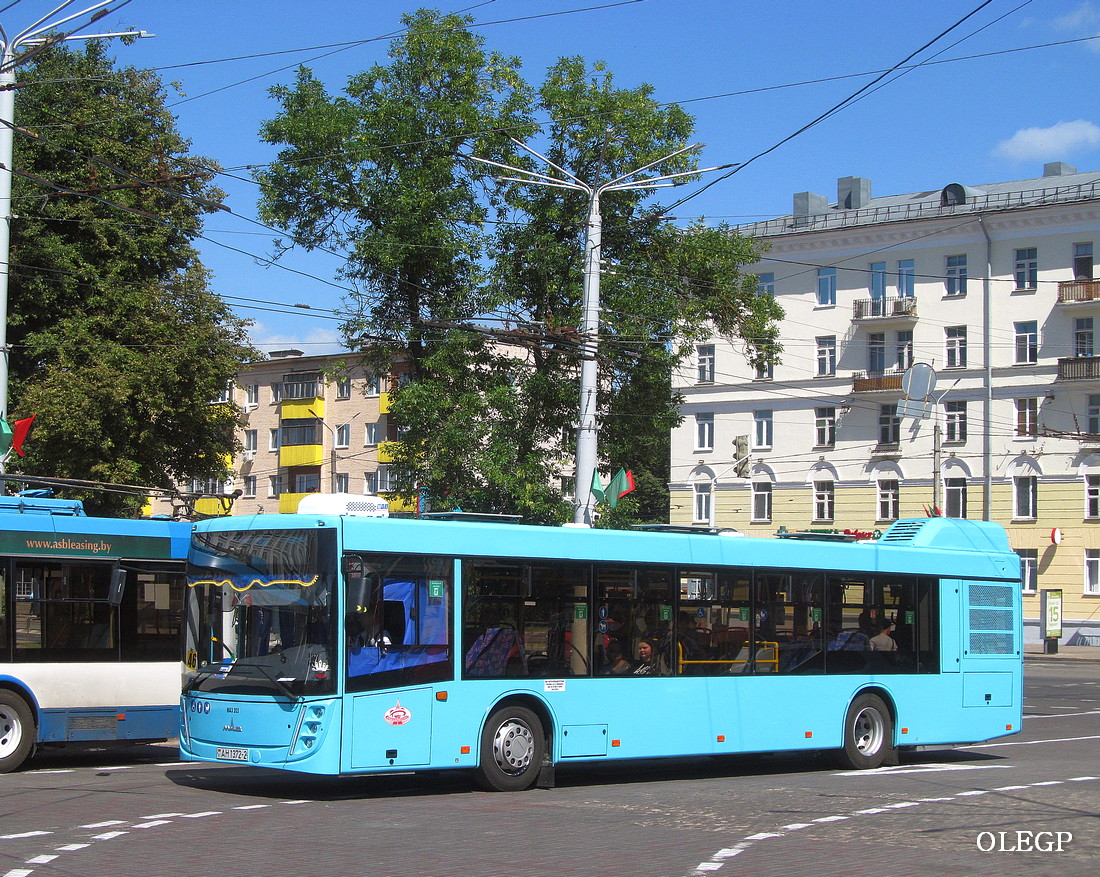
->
(7, 0), (1100, 353)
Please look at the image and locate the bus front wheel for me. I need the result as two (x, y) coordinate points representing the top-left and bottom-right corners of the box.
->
(0, 691), (36, 773)
(837, 693), (893, 770)
(475, 706), (545, 792)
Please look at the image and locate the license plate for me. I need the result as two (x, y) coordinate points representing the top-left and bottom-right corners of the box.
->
(216, 747), (249, 762)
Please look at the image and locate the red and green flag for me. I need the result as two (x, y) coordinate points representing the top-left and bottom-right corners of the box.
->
(0, 414), (36, 458)
(606, 468), (636, 508)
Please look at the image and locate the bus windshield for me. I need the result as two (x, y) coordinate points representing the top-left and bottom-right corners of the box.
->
(185, 527), (338, 697)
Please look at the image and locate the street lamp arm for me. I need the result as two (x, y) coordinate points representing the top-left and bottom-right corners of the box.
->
(599, 142), (702, 190)
(462, 151), (589, 193)
(14, 0), (119, 46)
(495, 175), (582, 192)
(507, 135), (589, 190)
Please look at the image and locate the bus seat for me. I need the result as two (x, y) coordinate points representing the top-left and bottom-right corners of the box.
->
(464, 627), (525, 677)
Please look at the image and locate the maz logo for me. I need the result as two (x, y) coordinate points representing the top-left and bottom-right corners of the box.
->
(222, 723), (243, 733)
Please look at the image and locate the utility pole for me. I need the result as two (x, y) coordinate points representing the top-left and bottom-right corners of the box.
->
(467, 139), (735, 524)
(0, 2), (151, 424)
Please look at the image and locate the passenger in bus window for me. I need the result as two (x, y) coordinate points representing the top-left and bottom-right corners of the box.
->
(605, 640), (632, 675)
(869, 618), (897, 652)
(632, 638), (664, 676)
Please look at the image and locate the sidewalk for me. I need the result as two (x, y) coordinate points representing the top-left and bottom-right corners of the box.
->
(1024, 643), (1100, 663)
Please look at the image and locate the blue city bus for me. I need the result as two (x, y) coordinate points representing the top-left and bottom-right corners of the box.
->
(0, 495), (190, 772)
(180, 504), (1022, 791)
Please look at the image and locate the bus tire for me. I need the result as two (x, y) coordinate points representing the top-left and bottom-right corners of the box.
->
(837, 692), (893, 770)
(475, 706), (545, 792)
(0, 690), (36, 773)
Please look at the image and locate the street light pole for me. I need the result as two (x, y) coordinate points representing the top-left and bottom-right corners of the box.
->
(467, 140), (735, 524)
(0, 2), (151, 422)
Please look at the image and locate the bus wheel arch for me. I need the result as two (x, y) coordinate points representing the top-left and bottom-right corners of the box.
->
(475, 696), (552, 792)
(0, 686), (38, 773)
(836, 689), (896, 770)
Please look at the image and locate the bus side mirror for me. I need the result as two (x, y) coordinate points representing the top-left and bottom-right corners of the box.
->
(108, 569), (127, 607)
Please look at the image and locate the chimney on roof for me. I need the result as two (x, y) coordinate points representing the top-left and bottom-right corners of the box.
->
(268, 348), (304, 359)
(793, 191), (829, 227)
(1044, 162), (1077, 177)
(837, 176), (871, 210)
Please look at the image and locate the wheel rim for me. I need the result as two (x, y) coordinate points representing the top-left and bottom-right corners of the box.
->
(492, 718), (535, 776)
(853, 706), (885, 756)
(0, 707), (24, 759)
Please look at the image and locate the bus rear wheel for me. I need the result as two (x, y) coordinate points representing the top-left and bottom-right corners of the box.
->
(837, 692), (893, 770)
(0, 691), (36, 773)
(475, 706), (545, 792)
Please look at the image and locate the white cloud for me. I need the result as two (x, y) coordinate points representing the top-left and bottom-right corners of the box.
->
(993, 120), (1100, 161)
(249, 322), (345, 356)
(1052, 2), (1100, 52)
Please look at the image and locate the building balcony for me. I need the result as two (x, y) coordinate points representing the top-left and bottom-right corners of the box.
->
(279, 443), (323, 467)
(279, 492), (315, 514)
(852, 368), (904, 392)
(1057, 279), (1100, 305)
(377, 441), (400, 463)
(1058, 356), (1100, 381)
(852, 296), (918, 321)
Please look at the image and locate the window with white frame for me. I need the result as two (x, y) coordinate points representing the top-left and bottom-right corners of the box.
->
(335, 423), (351, 448)
(1074, 242), (1094, 281)
(755, 361), (774, 380)
(335, 473), (349, 493)
(813, 480), (835, 522)
(1015, 397), (1038, 437)
(377, 466), (395, 493)
(268, 428), (280, 451)
(1017, 549), (1037, 594)
(815, 407), (836, 447)
(337, 377), (352, 399)
(697, 344), (715, 383)
(878, 479), (900, 522)
(945, 326), (967, 368)
(242, 475), (257, 498)
(1014, 247), (1037, 289)
(364, 471), (379, 494)
(695, 413), (715, 451)
(945, 400), (967, 443)
(945, 254), (967, 296)
(896, 330), (913, 370)
(268, 475), (282, 498)
(868, 332), (886, 373)
(878, 403), (900, 445)
(364, 422), (380, 445)
(1075, 317), (1094, 358)
(757, 272), (775, 295)
(816, 336), (836, 376)
(693, 482), (712, 524)
(1090, 395), (1100, 435)
(1087, 474), (1100, 519)
(213, 383), (232, 404)
(271, 382), (283, 403)
(365, 375), (381, 396)
(243, 429), (258, 452)
(1014, 475), (1037, 519)
(1086, 549), (1100, 595)
(946, 477), (967, 518)
(752, 481), (772, 522)
(869, 262), (887, 303)
(816, 267), (836, 306)
(897, 259), (915, 297)
(753, 410), (773, 449)
(1014, 320), (1038, 364)
(245, 384), (259, 406)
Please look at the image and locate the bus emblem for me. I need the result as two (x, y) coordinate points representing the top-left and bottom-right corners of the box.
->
(384, 701), (411, 726)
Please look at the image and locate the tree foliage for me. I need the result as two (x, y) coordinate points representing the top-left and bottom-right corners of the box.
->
(7, 43), (255, 514)
(258, 10), (783, 525)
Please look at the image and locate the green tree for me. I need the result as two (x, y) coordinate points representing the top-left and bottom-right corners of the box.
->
(6, 43), (255, 514)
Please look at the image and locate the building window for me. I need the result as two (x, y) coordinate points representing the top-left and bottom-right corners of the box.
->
(1086, 550), (1100, 595)
(878, 403), (900, 445)
(283, 372), (321, 400)
(695, 413), (715, 451)
(697, 344), (715, 383)
(1074, 242), (1094, 281)
(945, 326), (967, 368)
(878, 479), (900, 522)
(897, 259), (915, 297)
(337, 377), (352, 399)
(693, 482), (712, 524)
(752, 482), (772, 522)
(292, 469), (321, 494)
(1075, 317), (1094, 358)
(815, 407), (836, 447)
(1087, 474), (1100, 519)
(755, 361), (774, 380)
(281, 418), (322, 446)
(335, 473), (350, 493)
(364, 472), (379, 494)
(1015, 398), (1038, 437)
(817, 267), (837, 306)
(268, 475), (282, 498)
(1014, 476), (1037, 519)
(1014, 320), (1038, 364)
(945, 254), (967, 296)
(366, 375), (381, 396)
(364, 422), (380, 445)
(869, 262), (887, 302)
(816, 336), (836, 376)
(245, 384), (259, 406)
(1014, 247), (1038, 290)
(896, 330), (913, 370)
(336, 423), (351, 449)
(242, 475), (257, 498)
(271, 382), (283, 403)
(268, 428), (280, 451)
(1017, 549), (1038, 594)
(1089, 395), (1100, 435)
(377, 466), (395, 493)
(868, 332), (886, 373)
(946, 478), (967, 518)
(945, 400), (967, 443)
(813, 480), (835, 522)
(757, 272), (775, 295)
(753, 410), (773, 449)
